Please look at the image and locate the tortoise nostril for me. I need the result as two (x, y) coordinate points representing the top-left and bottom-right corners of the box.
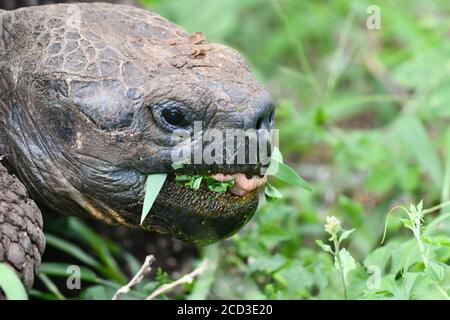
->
(243, 98), (275, 130)
(268, 110), (275, 125)
(256, 115), (264, 130)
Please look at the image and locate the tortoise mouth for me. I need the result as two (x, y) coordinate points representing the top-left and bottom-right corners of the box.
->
(139, 173), (260, 245)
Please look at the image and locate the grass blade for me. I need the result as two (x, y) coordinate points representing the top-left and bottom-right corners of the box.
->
(141, 173), (168, 225)
(39, 263), (146, 299)
(45, 233), (102, 270)
(67, 218), (126, 283)
(396, 116), (443, 189)
(425, 212), (450, 235)
(29, 289), (60, 300)
(0, 263), (28, 300)
(39, 263), (100, 283)
(38, 274), (66, 300)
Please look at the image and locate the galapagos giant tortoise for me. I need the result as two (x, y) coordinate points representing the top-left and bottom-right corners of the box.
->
(0, 1), (275, 291)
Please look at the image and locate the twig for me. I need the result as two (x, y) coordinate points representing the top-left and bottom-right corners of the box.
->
(112, 255), (154, 300)
(146, 260), (209, 300)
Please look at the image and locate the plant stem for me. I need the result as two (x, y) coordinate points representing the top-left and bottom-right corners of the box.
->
(423, 200), (450, 214)
(333, 237), (347, 300)
(411, 211), (429, 268)
(436, 284), (450, 300)
(413, 229), (428, 268)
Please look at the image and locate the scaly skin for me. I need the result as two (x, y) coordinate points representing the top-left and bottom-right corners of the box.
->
(0, 2), (274, 291)
(0, 163), (45, 293)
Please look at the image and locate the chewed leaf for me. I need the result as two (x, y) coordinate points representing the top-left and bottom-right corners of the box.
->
(176, 174), (234, 193)
(0, 263), (28, 300)
(191, 176), (203, 190)
(171, 158), (190, 170)
(204, 177), (234, 193)
(141, 174), (168, 225)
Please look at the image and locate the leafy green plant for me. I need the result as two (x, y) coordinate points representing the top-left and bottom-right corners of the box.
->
(382, 201), (450, 268)
(379, 201), (450, 299)
(316, 216), (355, 299)
(313, 201), (450, 300)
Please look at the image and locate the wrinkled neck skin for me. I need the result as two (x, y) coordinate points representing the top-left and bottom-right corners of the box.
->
(0, 4), (272, 242)
(1, 76), (148, 226)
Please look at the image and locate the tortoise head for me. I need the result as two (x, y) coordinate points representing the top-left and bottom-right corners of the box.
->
(0, 3), (275, 245)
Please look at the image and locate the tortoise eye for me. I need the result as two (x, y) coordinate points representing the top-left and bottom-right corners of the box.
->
(151, 100), (193, 131)
(162, 108), (185, 127)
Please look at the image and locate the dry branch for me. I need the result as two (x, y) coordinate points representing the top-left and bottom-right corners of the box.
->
(146, 260), (209, 300)
(112, 255), (155, 300)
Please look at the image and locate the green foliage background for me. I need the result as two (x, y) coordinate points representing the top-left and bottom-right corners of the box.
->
(24, 0), (450, 300)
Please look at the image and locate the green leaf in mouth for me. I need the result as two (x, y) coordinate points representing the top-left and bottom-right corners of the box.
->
(171, 146), (310, 202)
(140, 173), (168, 225)
(175, 175), (203, 190)
(175, 175), (234, 193)
(273, 162), (311, 191)
(204, 177), (234, 193)
(267, 147), (312, 191)
(171, 158), (190, 170)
